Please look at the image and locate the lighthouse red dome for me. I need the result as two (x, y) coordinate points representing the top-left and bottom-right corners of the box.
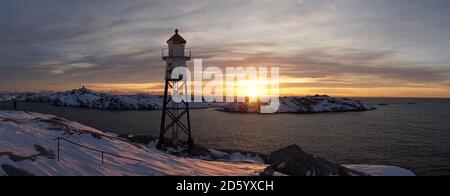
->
(167, 29), (187, 44)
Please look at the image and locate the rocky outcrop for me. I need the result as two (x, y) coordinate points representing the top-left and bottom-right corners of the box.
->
(262, 145), (368, 176)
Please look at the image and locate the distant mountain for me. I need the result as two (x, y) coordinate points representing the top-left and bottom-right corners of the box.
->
(222, 95), (376, 113)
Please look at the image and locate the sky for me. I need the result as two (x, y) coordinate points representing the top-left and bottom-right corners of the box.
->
(1, 0), (450, 97)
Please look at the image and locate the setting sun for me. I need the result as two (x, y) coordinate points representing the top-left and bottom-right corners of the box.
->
(235, 79), (271, 101)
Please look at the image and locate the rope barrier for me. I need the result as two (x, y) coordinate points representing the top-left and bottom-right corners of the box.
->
(55, 137), (144, 164)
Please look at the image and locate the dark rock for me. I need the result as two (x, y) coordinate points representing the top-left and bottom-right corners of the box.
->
(1, 145), (56, 163)
(34, 145), (56, 160)
(210, 149), (269, 163)
(122, 135), (156, 145)
(259, 166), (276, 176)
(268, 145), (367, 176)
(1, 164), (34, 176)
(0, 151), (30, 162)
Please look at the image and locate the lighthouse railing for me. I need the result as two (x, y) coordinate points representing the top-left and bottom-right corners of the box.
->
(162, 48), (191, 60)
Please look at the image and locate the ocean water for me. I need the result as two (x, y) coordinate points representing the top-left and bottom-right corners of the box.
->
(1, 98), (449, 176)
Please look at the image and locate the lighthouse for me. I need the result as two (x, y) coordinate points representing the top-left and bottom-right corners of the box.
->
(158, 29), (193, 149)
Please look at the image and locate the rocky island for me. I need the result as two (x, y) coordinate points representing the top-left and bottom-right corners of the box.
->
(222, 95), (375, 113)
(0, 87), (208, 110)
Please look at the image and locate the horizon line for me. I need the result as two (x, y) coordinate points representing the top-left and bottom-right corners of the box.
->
(1, 88), (449, 99)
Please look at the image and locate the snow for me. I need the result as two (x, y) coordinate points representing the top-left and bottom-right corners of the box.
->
(0, 93), (15, 102)
(0, 110), (266, 176)
(222, 95), (375, 113)
(0, 87), (208, 110)
(273, 172), (288, 176)
(343, 165), (415, 176)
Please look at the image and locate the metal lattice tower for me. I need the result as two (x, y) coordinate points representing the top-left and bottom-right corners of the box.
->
(157, 29), (193, 149)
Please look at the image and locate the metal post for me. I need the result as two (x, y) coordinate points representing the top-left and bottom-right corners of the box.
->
(12, 99), (17, 111)
(57, 138), (60, 162)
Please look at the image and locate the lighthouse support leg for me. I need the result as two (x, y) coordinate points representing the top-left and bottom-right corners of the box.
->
(185, 82), (193, 148)
(157, 81), (170, 149)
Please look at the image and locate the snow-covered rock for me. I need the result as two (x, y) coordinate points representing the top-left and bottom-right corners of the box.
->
(343, 165), (416, 176)
(0, 87), (208, 110)
(0, 93), (16, 102)
(0, 110), (266, 176)
(49, 88), (165, 110)
(222, 95), (375, 113)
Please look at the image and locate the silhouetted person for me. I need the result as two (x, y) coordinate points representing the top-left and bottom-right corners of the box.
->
(12, 98), (17, 111)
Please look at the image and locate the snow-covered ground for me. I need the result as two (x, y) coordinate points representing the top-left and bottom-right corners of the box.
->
(0, 111), (265, 176)
(222, 95), (375, 113)
(0, 87), (208, 110)
(343, 165), (415, 176)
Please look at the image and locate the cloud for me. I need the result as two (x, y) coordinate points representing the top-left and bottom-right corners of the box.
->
(0, 0), (449, 97)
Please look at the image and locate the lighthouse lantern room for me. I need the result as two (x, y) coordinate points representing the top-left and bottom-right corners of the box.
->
(162, 29), (191, 80)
